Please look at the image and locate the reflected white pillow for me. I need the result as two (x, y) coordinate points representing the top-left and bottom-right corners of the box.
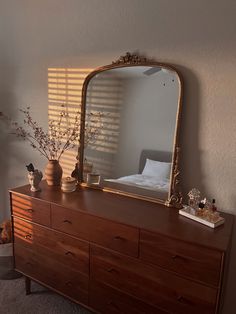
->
(142, 158), (171, 180)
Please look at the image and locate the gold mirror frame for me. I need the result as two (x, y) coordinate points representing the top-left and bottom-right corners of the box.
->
(78, 52), (183, 208)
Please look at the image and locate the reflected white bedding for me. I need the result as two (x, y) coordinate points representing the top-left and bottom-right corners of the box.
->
(105, 174), (169, 192)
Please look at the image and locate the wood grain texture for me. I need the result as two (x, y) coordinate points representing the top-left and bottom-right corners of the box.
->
(11, 193), (51, 227)
(10, 181), (234, 251)
(90, 280), (168, 314)
(140, 230), (222, 287)
(13, 217), (89, 275)
(52, 204), (139, 257)
(14, 244), (89, 305)
(90, 245), (217, 314)
(9, 183), (234, 314)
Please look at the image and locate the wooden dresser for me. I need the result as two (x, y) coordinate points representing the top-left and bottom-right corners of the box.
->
(10, 181), (233, 314)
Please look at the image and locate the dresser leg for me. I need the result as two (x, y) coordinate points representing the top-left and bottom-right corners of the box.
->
(25, 277), (31, 295)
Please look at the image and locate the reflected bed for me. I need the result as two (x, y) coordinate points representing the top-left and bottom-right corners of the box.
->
(103, 150), (172, 200)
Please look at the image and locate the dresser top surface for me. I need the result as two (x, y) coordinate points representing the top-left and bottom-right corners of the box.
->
(10, 181), (234, 251)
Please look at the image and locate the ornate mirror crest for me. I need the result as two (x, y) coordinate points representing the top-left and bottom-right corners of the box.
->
(77, 52), (183, 208)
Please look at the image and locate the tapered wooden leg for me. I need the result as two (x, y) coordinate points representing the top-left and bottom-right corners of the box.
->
(25, 276), (31, 295)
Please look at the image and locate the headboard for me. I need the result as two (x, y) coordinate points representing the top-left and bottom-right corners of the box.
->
(139, 150), (173, 173)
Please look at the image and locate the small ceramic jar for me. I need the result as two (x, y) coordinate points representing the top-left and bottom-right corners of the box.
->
(61, 177), (76, 193)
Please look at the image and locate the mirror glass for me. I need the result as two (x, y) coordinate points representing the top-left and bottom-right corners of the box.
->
(82, 64), (181, 203)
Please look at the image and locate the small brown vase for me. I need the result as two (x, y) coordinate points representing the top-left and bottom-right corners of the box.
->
(45, 160), (63, 186)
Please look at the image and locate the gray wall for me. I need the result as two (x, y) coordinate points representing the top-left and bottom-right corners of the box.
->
(0, 1), (235, 312)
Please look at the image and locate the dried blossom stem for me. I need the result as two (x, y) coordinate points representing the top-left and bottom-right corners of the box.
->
(0, 105), (104, 162)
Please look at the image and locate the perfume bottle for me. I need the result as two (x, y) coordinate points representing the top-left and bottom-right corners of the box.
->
(196, 201), (205, 217)
(211, 199), (217, 212)
(187, 188), (201, 210)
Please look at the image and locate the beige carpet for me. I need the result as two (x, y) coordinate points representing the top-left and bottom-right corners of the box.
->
(0, 277), (92, 314)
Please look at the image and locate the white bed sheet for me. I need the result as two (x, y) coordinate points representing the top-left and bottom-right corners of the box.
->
(105, 174), (169, 192)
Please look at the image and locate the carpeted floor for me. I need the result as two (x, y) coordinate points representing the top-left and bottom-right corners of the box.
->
(0, 277), (92, 314)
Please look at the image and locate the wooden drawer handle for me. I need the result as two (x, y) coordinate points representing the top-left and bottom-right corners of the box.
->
(106, 267), (119, 274)
(177, 295), (183, 302)
(177, 295), (188, 304)
(107, 301), (120, 310)
(65, 251), (75, 257)
(24, 234), (32, 239)
(26, 262), (33, 267)
(65, 281), (73, 287)
(171, 254), (187, 261)
(25, 208), (34, 213)
(63, 219), (72, 224)
(113, 235), (126, 241)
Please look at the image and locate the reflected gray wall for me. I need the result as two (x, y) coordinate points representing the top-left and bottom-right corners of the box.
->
(114, 72), (179, 177)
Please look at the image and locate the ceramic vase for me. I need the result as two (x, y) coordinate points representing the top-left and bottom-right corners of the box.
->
(45, 160), (63, 186)
(28, 170), (43, 192)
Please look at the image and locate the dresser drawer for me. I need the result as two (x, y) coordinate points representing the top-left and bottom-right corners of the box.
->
(89, 215), (139, 258)
(13, 217), (89, 275)
(90, 281), (167, 314)
(90, 245), (217, 314)
(14, 244), (89, 304)
(51, 204), (139, 257)
(140, 230), (222, 286)
(11, 194), (51, 226)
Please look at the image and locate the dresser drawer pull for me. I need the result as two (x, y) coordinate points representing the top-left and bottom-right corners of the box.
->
(65, 251), (75, 257)
(24, 234), (32, 239)
(63, 219), (72, 224)
(107, 301), (120, 310)
(65, 281), (73, 287)
(113, 235), (126, 241)
(25, 208), (34, 213)
(106, 267), (119, 274)
(171, 254), (187, 261)
(26, 262), (33, 267)
(177, 295), (183, 302)
(177, 295), (189, 304)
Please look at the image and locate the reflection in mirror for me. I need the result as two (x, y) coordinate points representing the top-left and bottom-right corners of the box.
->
(82, 62), (182, 205)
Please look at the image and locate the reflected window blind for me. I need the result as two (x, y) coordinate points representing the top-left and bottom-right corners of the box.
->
(84, 73), (123, 178)
(48, 68), (93, 177)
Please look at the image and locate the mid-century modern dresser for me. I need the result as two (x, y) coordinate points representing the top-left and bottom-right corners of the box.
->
(10, 181), (233, 314)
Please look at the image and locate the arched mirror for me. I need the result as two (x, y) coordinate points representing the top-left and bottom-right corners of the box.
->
(78, 53), (183, 207)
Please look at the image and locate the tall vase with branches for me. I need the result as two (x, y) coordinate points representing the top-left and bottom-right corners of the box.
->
(0, 105), (104, 186)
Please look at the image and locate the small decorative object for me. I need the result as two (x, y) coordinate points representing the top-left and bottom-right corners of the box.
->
(0, 220), (21, 280)
(112, 52), (149, 65)
(45, 160), (63, 186)
(187, 188), (201, 210)
(0, 220), (12, 244)
(26, 163), (43, 192)
(179, 190), (225, 228)
(211, 199), (217, 212)
(71, 162), (80, 182)
(86, 173), (101, 186)
(61, 177), (76, 193)
(83, 160), (93, 181)
(72, 110), (105, 182)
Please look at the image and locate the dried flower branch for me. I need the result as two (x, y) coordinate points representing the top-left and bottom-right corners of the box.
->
(0, 105), (104, 161)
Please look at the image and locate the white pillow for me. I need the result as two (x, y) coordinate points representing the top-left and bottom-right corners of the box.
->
(142, 158), (171, 180)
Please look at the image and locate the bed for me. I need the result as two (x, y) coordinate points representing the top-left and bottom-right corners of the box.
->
(103, 150), (173, 200)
